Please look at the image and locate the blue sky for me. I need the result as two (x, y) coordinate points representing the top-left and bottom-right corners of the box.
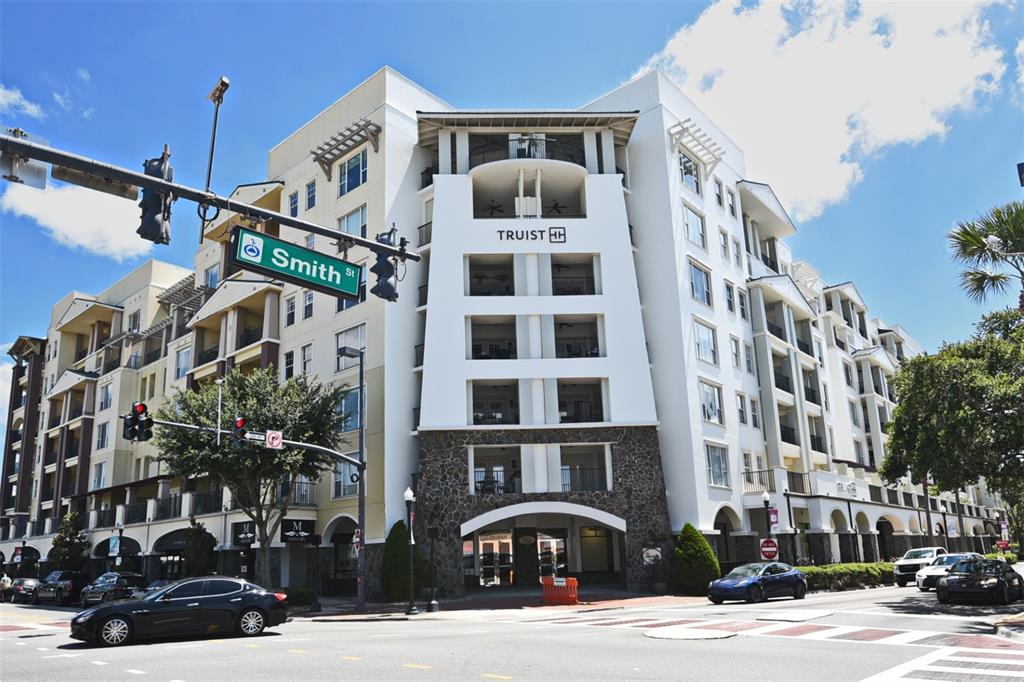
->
(1, 0), (1022, 359)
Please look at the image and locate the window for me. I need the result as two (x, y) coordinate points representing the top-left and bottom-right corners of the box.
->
(853, 440), (864, 464)
(96, 421), (109, 449)
(730, 336), (741, 368)
(706, 444), (729, 487)
(283, 351), (294, 380)
(335, 324), (366, 372)
(700, 380), (723, 424)
(337, 204), (368, 241)
(127, 310), (141, 333)
(822, 383), (830, 411)
(149, 372), (156, 399)
(204, 579), (241, 597)
(843, 362), (854, 387)
(91, 461), (107, 490)
(284, 297), (296, 327)
(288, 191), (299, 217)
(140, 376), (147, 402)
(338, 388), (361, 432)
(736, 393), (747, 425)
(304, 234), (315, 250)
(815, 340), (824, 367)
(689, 262), (712, 306)
(714, 179), (723, 207)
(167, 581), (204, 599)
(302, 290), (314, 319)
(99, 384), (112, 411)
(337, 264), (367, 312)
(300, 344), (313, 375)
(338, 148), (368, 197)
(750, 398), (760, 429)
(744, 343), (755, 374)
(732, 240), (742, 267)
(305, 180), (316, 210)
(204, 264), (219, 290)
(738, 290), (748, 320)
(695, 321), (718, 364)
(849, 401), (860, 427)
(684, 205), (706, 248)
(727, 189), (736, 217)
(175, 348), (191, 379)
(828, 427), (835, 455)
(679, 152), (701, 195)
(333, 459), (358, 498)
(725, 282), (735, 312)
(719, 230), (729, 258)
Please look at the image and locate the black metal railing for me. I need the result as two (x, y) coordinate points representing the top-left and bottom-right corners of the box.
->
(762, 254), (779, 272)
(554, 337), (600, 358)
(418, 284), (428, 307)
(144, 348), (161, 365)
(414, 344), (424, 367)
(41, 487), (54, 502)
(49, 414), (61, 428)
(420, 165), (438, 190)
(787, 471), (810, 494)
(472, 404), (519, 425)
(468, 138), (586, 169)
(468, 276), (515, 296)
(780, 424), (798, 445)
(417, 222), (432, 246)
(75, 347), (88, 361)
(561, 467), (607, 493)
(154, 495), (182, 520)
(869, 486), (884, 503)
(552, 276), (596, 296)
(124, 501), (147, 524)
(873, 383), (885, 397)
(175, 323), (189, 339)
(9, 430), (21, 444)
(797, 338), (813, 356)
(412, 407), (420, 430)
(191, 489), (223, 515)
(279, 480), (316, 507)
(766, 320), (786, 341)
(103, 360), (119, 374)
(774, 373), (792, 393)
(29, 520), (45, 536)
(474, 470), (521, 495)
(239, 326), (263, 348)
(95, 507), (116, 528)
(471, 343), (516, 360)
(804, 386), (820, 405)
(559, 402), (603, 424)
(44, 450), (58, 466)
(196, 347), (218, 366)
(61, 480), (76, 497)
(809, 433), (826, 453)
(69, 405), (84, 419)
(742, 469), (776, 494)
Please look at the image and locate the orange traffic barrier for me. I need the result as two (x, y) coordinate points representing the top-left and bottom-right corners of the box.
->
(541, 576), (579, 605)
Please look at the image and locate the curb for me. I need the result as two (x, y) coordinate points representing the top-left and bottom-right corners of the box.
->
(995, 625), (1024, 642)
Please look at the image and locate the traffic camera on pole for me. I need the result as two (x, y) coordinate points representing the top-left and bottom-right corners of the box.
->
(231, 417), (247, 449)
(369, 226), (400, 302)
(138, 145), (174, 245)
(122, 402), (153, 442)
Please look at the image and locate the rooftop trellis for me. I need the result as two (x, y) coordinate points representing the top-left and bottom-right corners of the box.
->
(668, 118), (725, 176)
(311, 118), (381, 180)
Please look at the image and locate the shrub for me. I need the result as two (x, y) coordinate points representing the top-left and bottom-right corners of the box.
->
(380, 520), (425, 602)
(985, 552), (1019, 564)
(182, 519), (218, 577)
(798, 563), (895, 591)
(672, 523), (720, 596)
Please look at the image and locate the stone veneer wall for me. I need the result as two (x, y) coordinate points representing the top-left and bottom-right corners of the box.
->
(415, 426), (671, 596)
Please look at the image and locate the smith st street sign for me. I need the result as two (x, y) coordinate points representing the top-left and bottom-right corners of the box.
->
(229, 225), (362, 298)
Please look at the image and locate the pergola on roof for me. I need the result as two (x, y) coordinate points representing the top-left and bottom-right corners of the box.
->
(311, 118), (381, 180)
(416, 110), (639, 150)
(668, 118), (725, 175)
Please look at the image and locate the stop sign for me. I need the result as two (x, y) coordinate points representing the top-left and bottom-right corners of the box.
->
(760, 538), (779, 561)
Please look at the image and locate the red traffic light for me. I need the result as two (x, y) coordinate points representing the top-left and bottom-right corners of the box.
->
(235, 417), (246, 429)
(134, 402), (147, 414)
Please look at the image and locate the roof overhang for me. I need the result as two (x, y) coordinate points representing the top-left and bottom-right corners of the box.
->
(45, 369), (98, 399)
(823, 281), (867, 310)
(737, 181), (796, 240)
(852, 346), (898, 374)
(417, 111), (638, 150)
(748, 275), (816, 318)
(55, 298), (122, 335)
(188, 277), (282, 329)
(7, 336), (45, 360)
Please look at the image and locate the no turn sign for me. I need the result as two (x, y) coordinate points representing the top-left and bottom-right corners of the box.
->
(265, 430), (283, 449)
(760, 538), (779, 561)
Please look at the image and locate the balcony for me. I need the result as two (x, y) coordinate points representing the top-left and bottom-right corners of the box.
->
(196, 347), (218, 366)
(468, 136), (586, 170)
(95, 507), (116, 528)
(417, 222), (432, 246)
(74, 348), (88, 362)
(552, 276), (596, 296)
(414, 344), (424, 367)
(44, 449), (58, 466)
(561, 467), (607, 493)
(143, 348), (161, 365)
(418, 285), (429, 307)
(796, 338), (813, 356)
(103, 359), (120, 374)
(803, 385), (820, 405)
(554, 337), (600, 359)
(420, 165), (438, 190)
(469, 274), (515, 297)
(239, 325), (263, 348)
(154, 494), (182, 521)
(41, 487), (54, 502)
(766, 320), (786, 341)
(742, 469), (776, 494)
(809, 433), (826, 453)
(175, 323), (189, 339)
(68, 405), (84, 420)
(279, 480), (316, 507)
(192, 488), (223, 515)
(472, 403), (519, 425)
(787, 471), (810, 495)
(780, 424), (798, 446)
(761, 253), (779, 273)
(474, 469), (521, 495)
(774, 372), (792, 393)
(471, 342), (516, 360)
(124, 501), (147, 524)
(61, 479), (76, 497)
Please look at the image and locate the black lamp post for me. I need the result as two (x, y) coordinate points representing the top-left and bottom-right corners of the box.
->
(339, 345), (367, 613)
(762, 491), (771, 540)
(404, 486), (418, 615)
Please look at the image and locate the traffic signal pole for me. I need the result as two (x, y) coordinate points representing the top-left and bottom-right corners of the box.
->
(0, 133), (420, 263)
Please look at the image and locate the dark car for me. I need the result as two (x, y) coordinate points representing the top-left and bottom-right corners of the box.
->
(134, 579), (170, 598)
(34, 570), (91, 606)
(80, 572), (148, 607)
(70, 576), (289, 647)
(708, 562), (807, 604)
(9, 577), (39, 603)
(937, 559), (1024, 605)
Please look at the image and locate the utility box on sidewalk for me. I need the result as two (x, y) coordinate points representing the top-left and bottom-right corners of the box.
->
(541, 576), (579, 605)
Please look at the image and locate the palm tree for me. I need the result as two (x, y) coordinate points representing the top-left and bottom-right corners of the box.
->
(948, 201), (1024, 311)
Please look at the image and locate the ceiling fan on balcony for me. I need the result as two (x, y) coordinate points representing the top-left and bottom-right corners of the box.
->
(484, 200), (504, 216)
(546, 199), (566, 215)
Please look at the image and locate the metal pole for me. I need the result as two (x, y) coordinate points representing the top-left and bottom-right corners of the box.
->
(846, 499), (860, 563)
(406, 498), (418, 616)
(204, 100), (221, 194)
(215, 380), (223, 446)
(355, 350), (367, 613)
(923, 478), (935, 545)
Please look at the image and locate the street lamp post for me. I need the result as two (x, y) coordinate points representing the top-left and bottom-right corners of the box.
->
(339, 346), (366, 612)
(199, 76), (230, 245)
(762, 490), (772, 540)
(403, 487), (418, 616)
(940, 502), (949, 545)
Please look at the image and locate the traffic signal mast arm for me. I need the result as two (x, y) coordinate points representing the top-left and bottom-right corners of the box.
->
(0, 133), (419, 263)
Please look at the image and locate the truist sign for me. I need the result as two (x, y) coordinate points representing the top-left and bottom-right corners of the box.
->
(496, 226), (566, 243)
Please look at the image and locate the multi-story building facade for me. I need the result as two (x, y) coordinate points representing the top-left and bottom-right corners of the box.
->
(0, 68), (1005, 595)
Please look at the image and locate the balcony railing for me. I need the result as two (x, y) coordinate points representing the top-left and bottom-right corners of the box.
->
(804, 386), (820, 405)
(414, 344), (424, 367)
(41, 488), (54, 502)
(412, 407), (420, 430)
(418, 285), (428, 307)
(124, 501), (147, 524)
(49, 415), (61, 428)
(239, 326), (263, 348)
(468, 276), (515, 296)
(554, 337), (600, 359)
(95, 507), (116, 528)
(561, 467), (607, 493)
(420, 165), (438, 190)
(154, 494), (182, 521)
(29, 520), (45, 536)
(809, 433), (826, 453)
(61, 480), (76, 497)
(468, 138), (586, 170)
(471, 342), (516, 360)
(742, 469), (776, 494)
(279, 480), (316, 507)
(796, 338), (813, 356)
(762, 254), (779, 273)
(417, 222), (432, 246)
(75, 348), (88, 361)
(474, 470), (521, 495)
(774, 373), (792, 393)
(766, 320), (786, 341)
(44, 450), (58, 466)
(144, 348), (161, 365)
(103, 359), (120, 374)
(196, 347), (218, 366)
(175, 323), (189, 339)
(192, 489), (223, 515)
(552, 276), (596, 296)
(869, 485), (884, 503)
(873, 384), (885, 397)
(780, 424), (798, 445)
(126, 353), (142, 370)
(787, 471), (810, 494)
(472, 404), (519, 425)
(69, 405), (84, 420)
(559, 402), (603, 424)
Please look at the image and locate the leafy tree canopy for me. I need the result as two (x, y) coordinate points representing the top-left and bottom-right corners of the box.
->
(48, 512), (89, 572)
(182, 518), (218, 577)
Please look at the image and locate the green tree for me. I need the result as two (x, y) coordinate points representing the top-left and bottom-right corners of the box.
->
(881, 308), (1024, 499)
(672, 523), (720, 596)
(182, 518), (218, 577)
(48, 512), (89, 572)
(153, 368), (350, 588)
(948, 201), (1024, 310)
(380, 521), (424, 602)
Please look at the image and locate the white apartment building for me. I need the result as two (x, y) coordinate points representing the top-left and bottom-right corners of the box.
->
(1, 67), (1005, 596)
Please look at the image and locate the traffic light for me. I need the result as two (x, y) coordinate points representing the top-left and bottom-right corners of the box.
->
(138, 145), (173, 245)
(122, 402), (153, 442)
(369, 227), (399, 302)
(232, 417), (247, 449)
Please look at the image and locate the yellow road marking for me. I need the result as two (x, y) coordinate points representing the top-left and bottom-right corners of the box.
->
(402, 663), (431, 670)
(289, 648), (307, 654)
(483, 675), (513, 680)
(341, 656), (362, 661)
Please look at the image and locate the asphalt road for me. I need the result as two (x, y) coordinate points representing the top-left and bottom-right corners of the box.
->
(2, 585), (1023, 681)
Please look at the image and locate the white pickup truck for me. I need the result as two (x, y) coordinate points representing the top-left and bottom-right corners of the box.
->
(893, 547), (947, 587)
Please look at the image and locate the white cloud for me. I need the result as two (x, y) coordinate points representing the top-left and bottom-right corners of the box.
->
(52, 88), (71, 111)
(82, 107), (95, 119)
(0, 84), (45, 120)
(77, 67), (91, 83)
(636, 0), (1007, 221)
(0, 182), (152, 261)
(1015, 39), (1024, 99)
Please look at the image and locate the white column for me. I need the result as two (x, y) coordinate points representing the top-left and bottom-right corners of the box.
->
(547, 445), (562, 493)
(525, 253), (540, 296)
(583, 131), (599, 174)
(600, 129), (615, 173)
(530, 445), (548, 493)
(438, 130), (452, 174)
(527, 316), (543, 360)
(530, 379), (546, 425)
(455, 130), (469, 173)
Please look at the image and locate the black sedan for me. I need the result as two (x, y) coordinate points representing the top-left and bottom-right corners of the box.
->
(70, 576), (288, 646)
(937, 558), (1024, 604)
(9, 577), (39, 603)
(79, 572), (148, 607)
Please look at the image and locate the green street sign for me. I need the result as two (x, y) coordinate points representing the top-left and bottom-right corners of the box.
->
(228, 225), (362, 299)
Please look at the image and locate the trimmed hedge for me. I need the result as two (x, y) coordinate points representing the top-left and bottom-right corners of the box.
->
(672, 523), (720, 596)
(985, 552), (1019, 564)
(798, 562), (895, 591)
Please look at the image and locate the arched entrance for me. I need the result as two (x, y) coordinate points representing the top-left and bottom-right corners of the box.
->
(876, 518), (896, 561)
(92, 536), (142, 575)
(322, 515), (358, 596)
(712, 506), (741, 567)
(153, 529), (190, 580)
